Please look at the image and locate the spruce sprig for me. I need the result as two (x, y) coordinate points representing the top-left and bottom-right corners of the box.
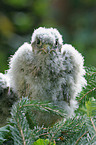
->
(9, 97), (34, 145)
(78, 66), (96, 104)
(0, 67), (96, 145)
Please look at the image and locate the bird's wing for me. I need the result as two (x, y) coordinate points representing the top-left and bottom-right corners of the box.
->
(0, 73), (17, 126)
(0, 42), (32, 126)
(61, 44), (86, 105)
(0, 73), (8, 94)
(7, 42), (32, 97)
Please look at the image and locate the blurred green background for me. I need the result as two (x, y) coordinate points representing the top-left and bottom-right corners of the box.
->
(0, 0), (96, 73)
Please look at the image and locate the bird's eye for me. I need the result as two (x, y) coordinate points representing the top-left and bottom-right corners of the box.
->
(37, 39), (40, 45)
(55, 40), (58, 46)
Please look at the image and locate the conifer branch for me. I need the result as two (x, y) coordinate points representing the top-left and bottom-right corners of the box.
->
(79, 87), (96, 102)
(74, 131), (89, 145)
(92, 72), (96, 75)
(91, 134), (96, 141)
(87, 71), (96, 76)
(22, 103), (65, 117)
(1, 65), (96, 145)
(90, 118), (96, 132)
(50, 122), (65, 142)
(17, 118), (26, 145)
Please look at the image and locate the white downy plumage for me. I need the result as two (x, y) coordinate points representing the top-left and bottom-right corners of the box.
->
(6, 27), (87, 126)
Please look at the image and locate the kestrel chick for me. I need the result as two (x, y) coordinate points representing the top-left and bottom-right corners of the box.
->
(7, 27), (86, 126)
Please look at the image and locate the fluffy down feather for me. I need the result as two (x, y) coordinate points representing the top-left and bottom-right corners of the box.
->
(0, 73), (16, 126)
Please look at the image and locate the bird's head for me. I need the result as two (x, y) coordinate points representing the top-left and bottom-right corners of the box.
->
(31, 27), (63, 55)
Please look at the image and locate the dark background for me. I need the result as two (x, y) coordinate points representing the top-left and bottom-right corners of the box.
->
(0, 0), (96, 73)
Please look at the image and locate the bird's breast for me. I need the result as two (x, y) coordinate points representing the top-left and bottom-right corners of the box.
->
(25, 55), (64, 101)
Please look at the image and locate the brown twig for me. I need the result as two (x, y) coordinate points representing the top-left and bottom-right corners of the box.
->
(74, 131), (89, 145)
(50, 119), (67, 143)
(17, 118), (26, 145)
(79, 87), (96, 102)
(39, 132), (49, 137)
(90, 117), (96, 132)
(90, 118), (96, 142)
(74, 118), (96, 144)
(87, 71), (96, 76)
(36, 127), (47, 133)
(91, 134), (96, 141)
(91, 72), (96, 75)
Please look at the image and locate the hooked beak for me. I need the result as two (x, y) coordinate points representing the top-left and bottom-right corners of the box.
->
(39, 44), (56, 54)
(42, 44), (51, 53)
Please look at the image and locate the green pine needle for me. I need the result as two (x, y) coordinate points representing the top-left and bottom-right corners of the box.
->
(0, 66), (96, 145)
